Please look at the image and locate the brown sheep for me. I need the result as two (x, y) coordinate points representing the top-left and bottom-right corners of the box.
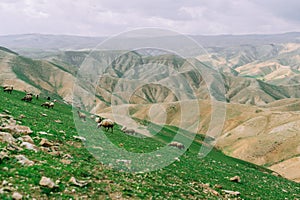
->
(77, 111), (86, 121)
(21, 94), (33, 102)
(97, 119), (114, 132)
(168, 141), (185, 150)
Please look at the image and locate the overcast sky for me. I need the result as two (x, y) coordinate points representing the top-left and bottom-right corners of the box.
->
(1, 0), (300, 36)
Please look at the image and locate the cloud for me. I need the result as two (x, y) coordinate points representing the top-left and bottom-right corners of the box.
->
(0, 0), (300, 36)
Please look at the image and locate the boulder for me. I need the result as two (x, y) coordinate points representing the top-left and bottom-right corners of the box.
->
(39, 176), (56, 188)
(0, 132), (15, 144)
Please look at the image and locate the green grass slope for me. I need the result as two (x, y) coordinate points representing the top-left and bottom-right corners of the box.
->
(0, 90), (299, 199)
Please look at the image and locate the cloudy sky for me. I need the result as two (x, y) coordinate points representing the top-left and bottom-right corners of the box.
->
(0, 0), (300, 36)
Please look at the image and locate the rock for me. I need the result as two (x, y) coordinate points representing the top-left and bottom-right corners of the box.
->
(39, 138), (53, 147)
(39, 176), (56, 188)
(69, 177), (89, 187)
(214, 184), (223, 189)
(222, 190), (240, 196)
(6, 143), (23, 151)
(15, 155), (34, 166)
(12, 192), (23, 200)
(63, 154), (73, 159)
(73, 136), (86, 141)
(61, 159), (72, 165)
(2, 180), (8, 186)
(3, 110), (11, 114)
(18, 114), (25, 119)
(0, 132), (16, 144)
(2, 166), (8, 171)
(1, 125), (33, 136)
(18, 135), (34, 144)
(20, 142), (39, 152)
(54, 120), (62, 124)
(41, 113), (47, 117)
(38, 131), (48, 135)
(230, 175), (241, 183)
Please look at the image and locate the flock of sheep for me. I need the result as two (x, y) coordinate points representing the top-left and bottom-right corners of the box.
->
(2, 85), (56, 109)
(3, 85), (185, 150)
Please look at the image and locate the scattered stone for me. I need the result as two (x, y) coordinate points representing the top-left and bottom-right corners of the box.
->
(38, 131), (48, 135)
(0, 132), (16, 144)
(69, 177), (89, 187)
(41, 113), (47, 117)
(1, 125), (33, 136)
(59, 130), (65, 134)
(214, 184), (223, 189)
(63, 154), (73, 159)
(54, 120), (62, 124)
(18, 114), (25, 119)
(2, 180), (8, 186)
(61, 159), (72, 165)
(174, 157), (180, 162)
(6, 143), (23, 151)
(230, 175), (241, 183)
(200, 183), (220, 197)
(20, 142), (39, 152)
(3, 110), (11, 114)
(39, 138), (53, 147)
(222, 190), (240, 196)
(51, 146), (59, 152)
(18, 135), (34, 144)
(15, 155), (34, 166)
(2, 167), (8, 171)
(73, 136), (86, 141)
(12, 191), (23, 200)
(39, 176), (56, 189)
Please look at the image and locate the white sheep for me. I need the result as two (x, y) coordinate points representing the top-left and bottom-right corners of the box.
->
(95, 116), (103, 123)
(168, 141), (185, 150)
(3, 85), (13, 94)
(41, 102), (54, 109)
(121, 126), (135, 135)
(97, 119), (114, 132)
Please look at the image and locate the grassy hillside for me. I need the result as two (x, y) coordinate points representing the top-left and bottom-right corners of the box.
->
(0, 90), (299, 199)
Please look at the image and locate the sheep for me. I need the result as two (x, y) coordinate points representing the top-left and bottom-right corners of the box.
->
(3, 85), (13, 94)
(95, 116), (104, 123)
(77, 111), (86, 121)
(21, 94), (33, 102)
(49, 102), (54, 109)
(41, 102), (54, 109)
(168, 141), (185, 150)
(121, 126), (135, 135)
(97, 119), (114, 132)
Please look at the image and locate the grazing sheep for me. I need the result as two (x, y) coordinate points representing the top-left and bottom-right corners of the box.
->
(3, 85), (13, 94)
(121, 126), (135, 135)
(21, 94), (33, 102)
(95, 116), (104, 123)
(168, 141), (185, 150)
(41, 102), (54, 109)
(77, 111), (86, 121)
(49, 102), (54, 109)
(97, 119), (114, 132)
